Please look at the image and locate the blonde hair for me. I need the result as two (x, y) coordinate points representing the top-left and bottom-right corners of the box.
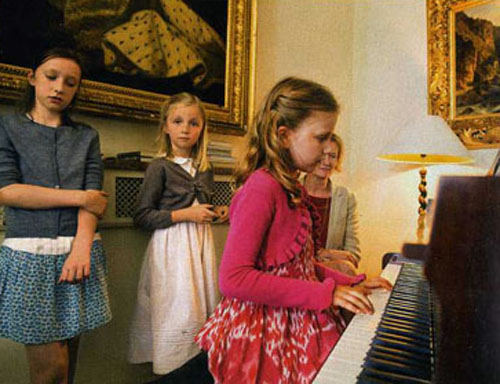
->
(234, 77), (339, 203)
(157, 92), (210, 171)
(331, 133), (344, 172)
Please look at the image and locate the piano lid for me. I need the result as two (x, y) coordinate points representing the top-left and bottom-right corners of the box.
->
(424, 176), (500, 384)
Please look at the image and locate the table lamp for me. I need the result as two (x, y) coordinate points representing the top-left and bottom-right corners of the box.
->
(377, 115), (473, 242)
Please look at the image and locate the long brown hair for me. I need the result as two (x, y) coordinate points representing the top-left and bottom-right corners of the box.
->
(234, 77), (339, 202)
(157, 92), (210, 171)
(19, 47), (84, 121)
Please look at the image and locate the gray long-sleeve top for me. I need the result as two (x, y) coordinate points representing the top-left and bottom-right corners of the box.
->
(133, 158), (214, 230)
(0, 114), (103, 238)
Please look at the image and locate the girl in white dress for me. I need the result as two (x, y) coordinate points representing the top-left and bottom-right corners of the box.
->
(128, 93), (223, 376)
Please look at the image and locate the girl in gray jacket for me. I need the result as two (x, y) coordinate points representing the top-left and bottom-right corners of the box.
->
(0, 46), (111, 383)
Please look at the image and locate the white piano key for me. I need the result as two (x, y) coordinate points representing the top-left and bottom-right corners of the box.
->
(313, 264), (402, 384)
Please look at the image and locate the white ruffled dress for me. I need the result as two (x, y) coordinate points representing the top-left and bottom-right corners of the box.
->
(128, 157), (219, 374)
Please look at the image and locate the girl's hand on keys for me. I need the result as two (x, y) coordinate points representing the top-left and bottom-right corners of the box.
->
(332, 285), (374, 315)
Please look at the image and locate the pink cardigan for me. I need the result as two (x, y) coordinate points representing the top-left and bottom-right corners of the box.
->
(219, 169), (365, 311)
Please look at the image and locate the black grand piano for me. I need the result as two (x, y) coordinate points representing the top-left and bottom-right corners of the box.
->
(314, 176), (500, 384)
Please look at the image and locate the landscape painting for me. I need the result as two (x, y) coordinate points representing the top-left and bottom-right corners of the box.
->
(453, 0), (500, 118)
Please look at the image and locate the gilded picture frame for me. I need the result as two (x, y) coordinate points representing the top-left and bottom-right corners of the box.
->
(0, 0), (255, 135)
(427, 0), (500, 149)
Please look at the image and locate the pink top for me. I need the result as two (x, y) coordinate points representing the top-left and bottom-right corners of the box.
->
(219, 169), (365, 311)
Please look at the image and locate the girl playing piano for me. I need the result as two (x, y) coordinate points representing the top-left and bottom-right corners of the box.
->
(196, 77), (391, 383)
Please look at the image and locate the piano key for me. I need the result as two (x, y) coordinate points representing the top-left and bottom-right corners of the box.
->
(358, 367), (431, 384)
(313, 262), (434, 384)
(370, 344), (430, 364)
(366, 349), (430, 370)
(313, 264), (402, 384)
(362, 356), (431, 380)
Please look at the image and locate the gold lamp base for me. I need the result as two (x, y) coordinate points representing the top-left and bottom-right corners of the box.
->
(416, 167), (427, 243)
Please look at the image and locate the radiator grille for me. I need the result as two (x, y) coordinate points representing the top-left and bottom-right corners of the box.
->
(115, 177), (143, 218)
(114, 178), (232, 218)
(213, 181), (233, 206)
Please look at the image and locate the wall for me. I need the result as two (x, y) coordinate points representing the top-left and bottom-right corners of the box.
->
(255, 0), (498, 278)
(254, 0), (355, 142)
(349, 1), (496, 275)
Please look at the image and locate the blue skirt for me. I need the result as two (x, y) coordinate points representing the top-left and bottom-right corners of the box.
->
(0, 240), (112, 344)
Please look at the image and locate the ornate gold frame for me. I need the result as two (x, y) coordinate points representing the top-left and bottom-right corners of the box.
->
(427, 0), (500, 149)
(0, 0), (255, 136)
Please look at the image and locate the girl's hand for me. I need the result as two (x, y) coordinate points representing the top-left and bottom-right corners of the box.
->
(186, 204), (218, 224)
(322, 259), (357, 276)
(58, 245), (91, 284)
(319, 249), (358, 268)
(332, 285), (374, 315)
(213, 205), (229, 223)
(82, 190), (108, 218)
(360, 276), (393, 292)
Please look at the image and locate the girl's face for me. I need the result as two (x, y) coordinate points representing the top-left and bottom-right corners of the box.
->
(164, 103), (204, 157)
(310, 141), (340, 180)
(28, 57), (81, 115)
(280, 111), (338, 173)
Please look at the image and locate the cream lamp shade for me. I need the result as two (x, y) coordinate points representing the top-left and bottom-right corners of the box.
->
(377, 115), (473, 165)
(377, 114), (473, 242)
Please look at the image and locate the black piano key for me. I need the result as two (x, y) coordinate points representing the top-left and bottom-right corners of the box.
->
(349, 262), (434, 384)
(375, 331), (430, 350)
(357, 377), (389, 384)
(385, 302), (427, 313)
(377, 323), (430, 342)
(380, 317), (430, 334)
(388, 295), (428, 305)
(373, 335), (431, 356)
(388, 296), (428, 307)
(371, 344), (431, 365)
(358, 367), (432, 384)
(384, 306), (430, 320)
(367, 349), (431, 370)
(362, 356), (431, 381)
(383, 308), (431, 326)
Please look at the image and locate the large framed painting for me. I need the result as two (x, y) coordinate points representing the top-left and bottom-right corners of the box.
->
(0, 0), (256, 135)
(428, 0), (500, 149)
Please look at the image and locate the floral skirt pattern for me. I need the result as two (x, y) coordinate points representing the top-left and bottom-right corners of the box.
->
(0, 240), (111, 344)
(196, 238), (343, 384)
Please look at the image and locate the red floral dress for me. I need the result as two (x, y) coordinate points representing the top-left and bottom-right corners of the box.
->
(195, 201), (345, 384)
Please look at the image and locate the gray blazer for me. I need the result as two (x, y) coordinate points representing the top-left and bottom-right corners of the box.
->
(133, 158), (214, 230)
(300, 174), (362, 262)
(324, 183), (361, 262)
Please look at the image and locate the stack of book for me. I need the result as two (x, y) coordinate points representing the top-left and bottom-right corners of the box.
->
(208, 141), (235, 166)
(102, 151), (156, 171)
(115, 151), (156, 162)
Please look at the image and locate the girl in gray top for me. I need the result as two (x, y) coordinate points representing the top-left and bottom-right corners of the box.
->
(128, 93), (222, 376)
(0, 46), (111, 383)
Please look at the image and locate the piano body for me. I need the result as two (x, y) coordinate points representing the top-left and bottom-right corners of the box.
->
(314, 176), (500, 384)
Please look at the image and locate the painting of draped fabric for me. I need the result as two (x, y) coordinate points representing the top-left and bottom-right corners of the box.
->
(428, 0), (500, 149)
(0, 0), (254, 134)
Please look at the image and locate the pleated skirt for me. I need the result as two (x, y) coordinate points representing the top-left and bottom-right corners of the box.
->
(128, 221), (219, 375)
